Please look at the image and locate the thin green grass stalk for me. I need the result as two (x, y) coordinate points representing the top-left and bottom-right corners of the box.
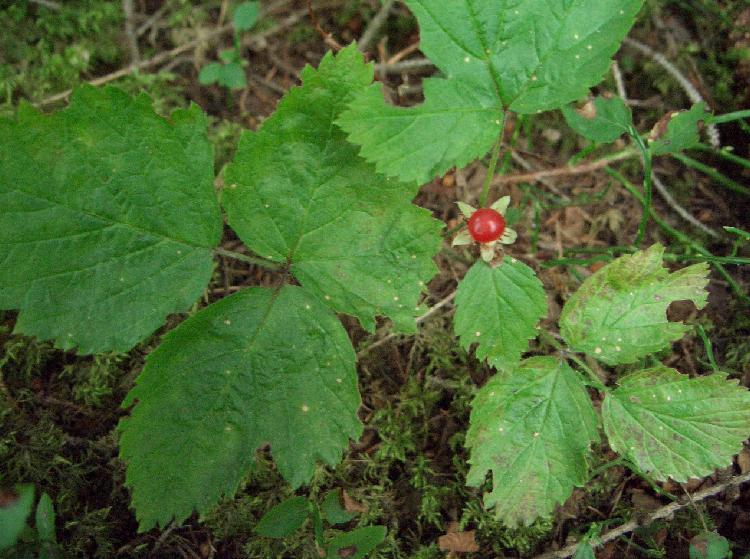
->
(694, 144), (750, 170)
(672, 153), (750, 196)
(630, 127), (653, 246)
(606, 167), (750, 304)
(710, 109), (750, 125)
(213, 247), (282, 269)
(695, 324), (721, 374)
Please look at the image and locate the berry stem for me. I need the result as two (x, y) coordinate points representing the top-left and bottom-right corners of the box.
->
(479, 112), (507, 207)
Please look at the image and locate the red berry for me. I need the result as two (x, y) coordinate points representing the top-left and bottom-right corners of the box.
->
(467, 208), (505, 243)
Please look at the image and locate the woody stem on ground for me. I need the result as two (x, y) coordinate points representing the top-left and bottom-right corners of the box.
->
(479, 113), (507, 207)
(213, 247), (283, 270)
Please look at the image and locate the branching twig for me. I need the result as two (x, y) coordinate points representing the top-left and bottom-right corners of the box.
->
(36, 2), (304, 107)
(306, 0), (343, 51)
(358, 0), (396, 52)
(356, 291), (457, 358)
(533, 471), (750, 559)
(373, 57), (435, 74)
(623, 37), (720, 148)
(493, 150), (637, 186)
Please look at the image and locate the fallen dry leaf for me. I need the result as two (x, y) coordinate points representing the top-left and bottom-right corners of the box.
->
(438, 530), (479, 553)
(342, 490), (367, 514)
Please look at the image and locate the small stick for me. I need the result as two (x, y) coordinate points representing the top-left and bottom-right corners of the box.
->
(122, 0), (141, 64)
(493, 150), (637, 185)
(358, 0), (396, 52)
(306, 0), (343, 51)
(533, 471), (750, 559)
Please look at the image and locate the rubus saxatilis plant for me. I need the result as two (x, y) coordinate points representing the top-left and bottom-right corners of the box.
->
(1, 0), (749, 535)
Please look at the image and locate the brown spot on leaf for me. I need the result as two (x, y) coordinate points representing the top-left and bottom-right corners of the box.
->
(0, 488), (19, 508)
(342, 490), (367, 514)
(337, 545), (358, 558)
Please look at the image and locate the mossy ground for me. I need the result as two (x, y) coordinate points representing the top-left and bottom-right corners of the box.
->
(2, 0), (750, 557)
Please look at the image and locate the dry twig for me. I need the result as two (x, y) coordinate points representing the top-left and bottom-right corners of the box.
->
(358, 0), (396, 52)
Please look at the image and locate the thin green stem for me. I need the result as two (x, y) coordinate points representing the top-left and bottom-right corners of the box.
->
(694, 143), (750, 170)
(538, 330), (607, 391)
(695, 324), (721, 374)
(606, 167), (750, 304)
(710, 109), (750, 125)
(672, 152), (750, 196)
(214, 247), (282, 269)
(479, 113), (507, 207)
(630, 127), (653, 246)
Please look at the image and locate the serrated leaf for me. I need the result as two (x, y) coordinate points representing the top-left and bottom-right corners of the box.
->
(223, 45), (442, 334)
(326, 526), (387, 559)
(233, 1), (260, 31)
(118, 286), (363, 531)
(649, 103), (710, 156)
(0, 484), (34, 550)
(321, 489), (356, 525)
(602, 366), (750, 482)
(466, 357), (599, 526)
(35, 493), (56, 544)
(255, 496), (309, 538)
(574, 542), (596, 559)
(454, 258), (547, 369)
(0, 85), (221, 354)
(562, 96), (633, 143)
(338, 0), (643, 183)
(559, 244), (709, 365)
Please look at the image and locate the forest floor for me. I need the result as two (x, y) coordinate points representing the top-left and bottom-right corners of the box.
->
(1, 0), (750, 557)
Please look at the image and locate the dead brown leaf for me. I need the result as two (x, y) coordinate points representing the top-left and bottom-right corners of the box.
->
(342, 490), (367, 514)
(438, 530), (479, 553)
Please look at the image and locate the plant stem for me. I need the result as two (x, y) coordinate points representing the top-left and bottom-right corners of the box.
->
(214, 247), (282, 269)
(479, 113), (507, 207)
(710, 109), (750, 125)
(537, 329), (607, 391)
(672, 152), (750, 196)
(695, 324), (721, 374)
(694, 143), (750, 170)
(630, 127), (653, 246)
(606, 168), (750, 303)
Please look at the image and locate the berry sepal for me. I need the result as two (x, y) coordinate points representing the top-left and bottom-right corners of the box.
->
(452, 197), (517, 262)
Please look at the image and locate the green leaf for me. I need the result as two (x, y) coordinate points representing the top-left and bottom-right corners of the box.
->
(338, 0), (644, 183)
(649, 103), (711, 156)
(562, 96), (633, 143)
(454, 258), (547, 369)
(321, 489), (356, 525)
(233, 1), (260, 31)
(199, 62), (223, 85)
(224, 45), (442, 334)
(255, 496), (310, 538)
(338, 77), (502, 185)
(0, 485), (34, 550)
(0, 85), (221, 354)
(466, 357), (599, 526)
(559, 244), (709, 365)
(219, 62), (247, 90)
(574, 542), (596, 559)
(602, 366), (750, 482)
(689, 532), (731, 559)
(326, 526), (387, 559)
(118, 286), (363, 531)
(35, 493), (56, 543)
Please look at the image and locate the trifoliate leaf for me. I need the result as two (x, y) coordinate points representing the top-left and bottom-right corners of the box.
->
(602, 366), (750, 482)
(454, 258), (547, 369)
(223, 45), (442, 334)
(326, 526), (387, 559)
(562, 96), (633, 143)
(649, 103), (710, 156)
(338, 0), (644, 184)
(255, 497), (310, 538)
(0, 85), (221, 354)
(559, 244), (709, 365)
(219, 62), (247, 90)
(0, 485), (34, 551)
(118, 286), (362, 531)
(233, 1), (260, 32)
(466, 357), (599, 526)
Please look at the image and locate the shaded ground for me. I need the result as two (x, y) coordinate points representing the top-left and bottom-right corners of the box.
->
(1, 0), (749, 557)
